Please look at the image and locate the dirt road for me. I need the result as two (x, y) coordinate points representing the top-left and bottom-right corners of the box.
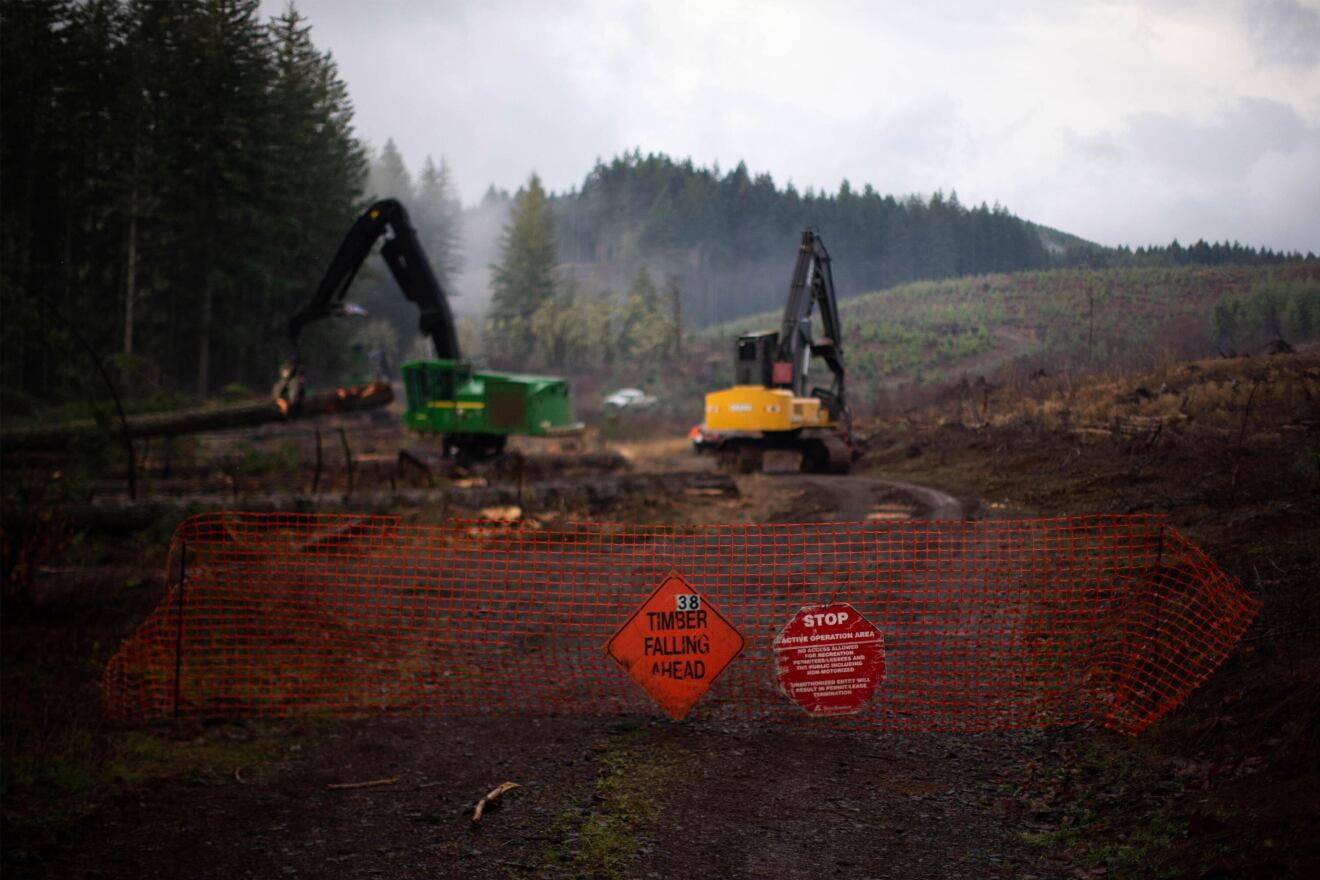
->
(775, 473), (966, 522)
(656, 443), (969, 524)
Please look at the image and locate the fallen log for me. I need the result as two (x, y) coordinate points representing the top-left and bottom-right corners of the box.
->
(508, 451), (629, 476)
(0, 383), (393, 452)
(0, 471), (738, 533)
(395, 449), (630, 484)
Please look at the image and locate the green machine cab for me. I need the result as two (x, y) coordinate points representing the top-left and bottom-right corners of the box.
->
(402, 359), (578, 457)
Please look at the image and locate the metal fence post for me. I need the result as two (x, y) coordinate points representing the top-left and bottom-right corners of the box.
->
(173, 541), (188, 721)
(312, 426), (323, 495)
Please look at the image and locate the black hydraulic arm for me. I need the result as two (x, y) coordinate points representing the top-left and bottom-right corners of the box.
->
(286, 198), (460, 360)
(775, 229), (845, 400)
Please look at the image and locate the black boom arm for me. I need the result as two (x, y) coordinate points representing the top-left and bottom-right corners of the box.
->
(775, 229), (845, 401)
(286, 198), (460, 360)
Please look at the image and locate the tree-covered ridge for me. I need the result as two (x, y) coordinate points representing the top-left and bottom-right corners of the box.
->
(1, 0), (366, 403)
(518, 151), (1312, 329)
(471, 263), (1317, 427)
(697, 264), (1320, 410)
(1056, 236), (1316, 270)
(537, 150), (1052, 326)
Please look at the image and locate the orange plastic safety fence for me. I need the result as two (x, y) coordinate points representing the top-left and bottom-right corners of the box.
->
(102, 512), (1259, 734)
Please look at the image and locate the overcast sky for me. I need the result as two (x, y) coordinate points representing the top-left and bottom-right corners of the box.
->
(264, 0), (1320, 253)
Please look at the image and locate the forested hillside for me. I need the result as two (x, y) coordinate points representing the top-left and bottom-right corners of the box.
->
(561, 264), (1320, 423)
(713, 264), (1320, 413)
(474, 150), (1315, 330)
(553, 151), (1054, 325)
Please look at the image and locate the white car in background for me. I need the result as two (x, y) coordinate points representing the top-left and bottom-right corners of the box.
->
(602, 387), (658, 410)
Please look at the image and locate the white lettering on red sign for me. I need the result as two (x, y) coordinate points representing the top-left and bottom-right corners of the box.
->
(773, 602), (885, 717)
(803, 610), (849, 627)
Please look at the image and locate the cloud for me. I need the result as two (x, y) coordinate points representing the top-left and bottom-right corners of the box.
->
(1047, 97), (1320, 250)
(1245, 0), (1320, 68)
(1070, 131), (1126, 162)
(1126, 97), (1311, 181)
(1245, 140), (1320, 250)
(264, 0), (1320, 253)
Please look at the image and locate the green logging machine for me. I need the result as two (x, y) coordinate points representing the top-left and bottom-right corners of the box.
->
(278, 198), (580, 459)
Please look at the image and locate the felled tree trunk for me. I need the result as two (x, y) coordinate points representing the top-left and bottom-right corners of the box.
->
(1, 382), (393, 452)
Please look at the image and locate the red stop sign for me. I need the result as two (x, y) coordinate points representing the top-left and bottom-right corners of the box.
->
(773, 603), (885, 716)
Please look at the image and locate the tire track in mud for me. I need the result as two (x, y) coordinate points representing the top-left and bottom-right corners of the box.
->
(765, 473), (966, 522)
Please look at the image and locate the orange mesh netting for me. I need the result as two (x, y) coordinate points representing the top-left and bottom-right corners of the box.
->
(102, 512), (1259, 734)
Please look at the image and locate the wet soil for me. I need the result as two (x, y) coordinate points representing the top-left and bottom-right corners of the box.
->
(52, 718), (1044, 880)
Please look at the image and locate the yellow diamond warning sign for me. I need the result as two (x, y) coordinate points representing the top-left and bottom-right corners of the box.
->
(605, 572), (745, 720)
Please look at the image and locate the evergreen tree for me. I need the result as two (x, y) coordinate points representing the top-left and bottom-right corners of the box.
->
(0, 0), (369, 402)
(160, 0), (280, 394)
(415, 155), (463, 291)
(630, 263), (657, 306)
(665, 273), (684, 358)
(0, 0), (79, 396)
(488, 174), (558, 360)
(267, 2), (367, 280)
(262, 2), (366, 383)
(620, 264), (669, 361)
(368, 138), (413, 201)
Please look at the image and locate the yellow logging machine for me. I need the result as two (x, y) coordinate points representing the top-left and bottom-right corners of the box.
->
(703, 229), (860, 474)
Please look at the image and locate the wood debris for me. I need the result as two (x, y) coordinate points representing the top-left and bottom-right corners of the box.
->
(472, 782), (520, 821)
(326, 776), (400, 791)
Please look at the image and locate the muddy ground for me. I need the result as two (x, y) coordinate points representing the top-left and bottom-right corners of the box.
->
(57, 719), (1049, 879)
(4, 349), (1318, 879)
